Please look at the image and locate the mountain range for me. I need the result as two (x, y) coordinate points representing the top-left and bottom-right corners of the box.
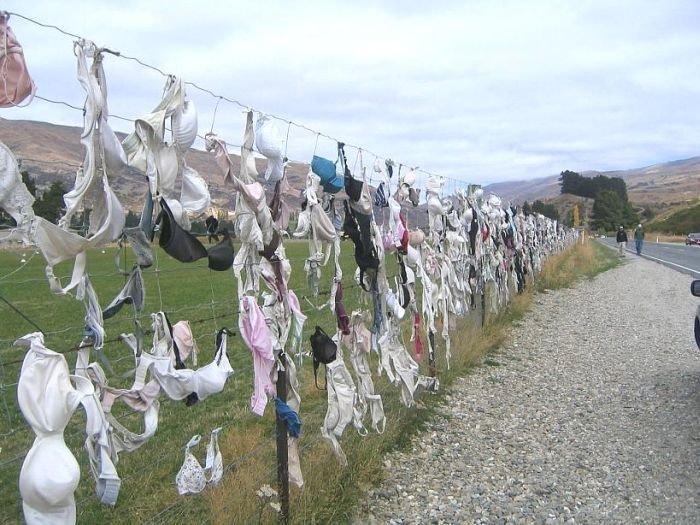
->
(483, 157), (700, 206)
(2, 118), (699, 216)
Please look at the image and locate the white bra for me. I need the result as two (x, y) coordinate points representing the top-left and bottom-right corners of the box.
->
(176, 428), (223, 496)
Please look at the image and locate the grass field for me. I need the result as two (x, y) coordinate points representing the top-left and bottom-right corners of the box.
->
(0, 237), (614, 524)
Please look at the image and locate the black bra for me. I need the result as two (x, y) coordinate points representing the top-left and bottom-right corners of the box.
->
(156, 199), (208, 263)
(345, 175), (364, 202)
(207, 229), (235, 271)
(259, 229), (281, 261)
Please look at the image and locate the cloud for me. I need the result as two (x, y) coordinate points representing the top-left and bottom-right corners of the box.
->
(2, 0), (700, 185)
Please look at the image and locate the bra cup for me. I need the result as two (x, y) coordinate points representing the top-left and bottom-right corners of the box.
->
(176, 443), (207, 496)
(236, 181), (264, 207)
(176, 453), (206, 495)
(427, 193), (443, 216)
(20, 435), (80, 516)
(324, 395), (340, 430)
(176, 430), (224, 494)
(172, 99), (198, 153)
(123, 227), (154, 268)
(158, 199), (208, 263)
(191, 333), (234, 401)
(311, 205), (336, 242)
(207, 450), (223, 486)
(207, 231), (234, 271)
(205, 428), (224, 485)
(192, 361), (231, 401)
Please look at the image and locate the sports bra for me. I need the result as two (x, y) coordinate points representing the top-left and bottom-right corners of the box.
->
(176, 427), (223, 495)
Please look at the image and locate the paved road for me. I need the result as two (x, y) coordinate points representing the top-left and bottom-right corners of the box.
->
(597, 236), (700, 278)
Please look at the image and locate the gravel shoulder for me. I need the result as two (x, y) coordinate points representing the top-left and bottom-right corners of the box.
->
(358, 254), (700, 524)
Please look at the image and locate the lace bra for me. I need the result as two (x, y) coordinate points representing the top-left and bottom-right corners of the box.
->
(175, 427), (223, 496)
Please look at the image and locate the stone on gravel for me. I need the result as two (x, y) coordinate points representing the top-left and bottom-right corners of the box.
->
(355, 256), (700, 524)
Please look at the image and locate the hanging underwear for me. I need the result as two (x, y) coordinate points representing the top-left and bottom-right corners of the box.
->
(342, 313), (386, 434)
(309, 326), (337, 389)
(396, 254), (411, 309)
(156, 198), (208, 263)
(344, 174), (364, 202)
(239, 296), (275, 416)
(143, 322), (234, 403)
(0, 141), (35, 243)
(102, 265), (145, 320)
(117, 186), (155, 270)
(258, 229), (281, 261)
(120, 228), (154, 269)
(349, 180), (373, 216)
(321, 352), (367, 466)
(342, 201), (378, 292)
(408, 187), (421, 207)
(172, 320), (198, 366)
(268, 179), (283, 223)
(274, 397), (302, 438)
(16, 333), (93, 523)
(207, 229), (234, 271)
(175, 428), (224, 495)
(334, 282), (350, 335)
(373, 182), (389, 208)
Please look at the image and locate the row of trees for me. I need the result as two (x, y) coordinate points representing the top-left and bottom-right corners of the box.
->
(0, 171), (68, 226)
(521, 200), (559, 221)
(559, 170), (629, 201)
(559, 170), (638, 231)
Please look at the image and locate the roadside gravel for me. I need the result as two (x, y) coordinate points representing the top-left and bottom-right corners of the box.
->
(357, 252), (700, 524)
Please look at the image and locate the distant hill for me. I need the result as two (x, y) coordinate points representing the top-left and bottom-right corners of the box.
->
(3, 117), (698, 226)
(483, 175), (561, 205)
(0, 117), (307, 212)
(484, 157), (700, 206)
(0, 117), (435, 228)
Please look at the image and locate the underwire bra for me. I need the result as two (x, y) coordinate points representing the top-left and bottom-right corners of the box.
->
(175, 428), (223, 495)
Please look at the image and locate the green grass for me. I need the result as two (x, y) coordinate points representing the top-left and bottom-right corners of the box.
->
(646, 201), (700, 234)
(0, 238), (612, 524)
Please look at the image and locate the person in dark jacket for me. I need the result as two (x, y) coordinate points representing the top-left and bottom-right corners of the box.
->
(634, 223), (645, 255)
(616, 226), (628, 256)
(205, 215), (219, 243)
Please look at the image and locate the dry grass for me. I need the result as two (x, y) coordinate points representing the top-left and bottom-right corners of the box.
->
(207, 426), (271, 524)
(535, 239), (614, 291)
(648, 233), (686, 243)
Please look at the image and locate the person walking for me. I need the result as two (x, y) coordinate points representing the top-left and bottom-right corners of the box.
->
(616, 226), (628, 256)
(634, 223), (645, 256)
(205, 215), (220, 244)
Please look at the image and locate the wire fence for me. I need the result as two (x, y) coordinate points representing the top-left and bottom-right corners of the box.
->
(0, 240), (557, 523)
(0, 9), (577, 524)
(5, 9), (481, 195)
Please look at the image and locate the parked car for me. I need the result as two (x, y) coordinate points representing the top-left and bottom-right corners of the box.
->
(685, 233), (700, 246)
(691, 280), (700, 349)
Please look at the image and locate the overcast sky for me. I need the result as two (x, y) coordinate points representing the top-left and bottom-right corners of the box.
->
(2, 0), (699, 187)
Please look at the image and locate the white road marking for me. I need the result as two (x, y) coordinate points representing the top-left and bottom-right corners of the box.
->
(598, 239), (700, 274)
(638, 252), (700, 275)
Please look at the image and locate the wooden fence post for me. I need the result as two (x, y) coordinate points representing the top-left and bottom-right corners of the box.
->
(276, 354), (290, 524)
